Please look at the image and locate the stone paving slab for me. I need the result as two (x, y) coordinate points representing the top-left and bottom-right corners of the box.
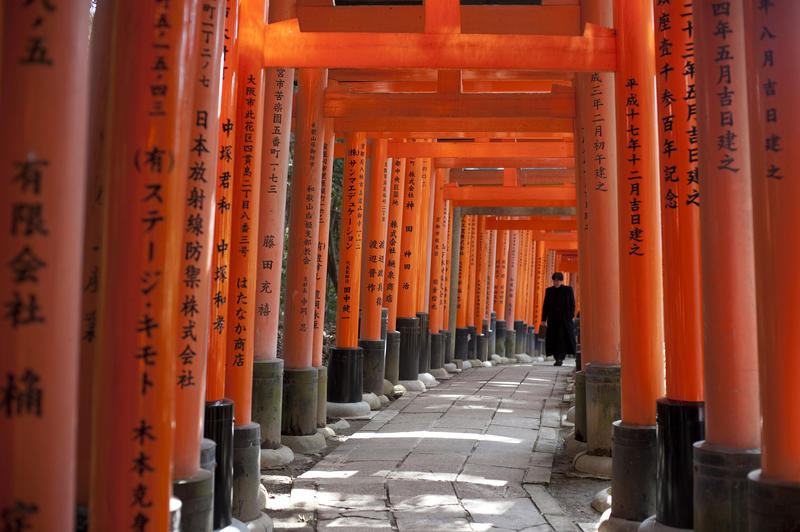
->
(270, 361), (578, 531)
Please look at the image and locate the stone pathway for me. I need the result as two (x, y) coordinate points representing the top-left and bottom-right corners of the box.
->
(271, 361), (579, 531)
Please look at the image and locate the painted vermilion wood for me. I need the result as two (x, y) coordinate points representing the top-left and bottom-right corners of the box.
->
(312, 123), (335, 367)
(424, 0), (460, 34)
(88, 1), (197, 529)
(614, 0), (665, 426)
(653, 0), (704, 403)
(441, 194), (453, 331)
(284, 69), (327, 369)
(465, 216), (478, 327)
(475, 218), (489, 334)
(415, 157), (433, 314)
(383, 156), (406, 331)
(224, 0), (267, 427)
(514, 231), (529, 328)
(428, 170), (447, 333)
(173, 0), (225, 479)
(361, 139), (391, 340)
(336, 117), (575, 137)
(486, 230), (497, 326)
(456, 215), (471, 329)
(504, 231), (519, 325)
(336, 133), (367, 348)
(526, 237), (536, 325)
(77, 0), (113, 506)
(493, 230), (509, 321)
(0, 0), (89, 527)
(397, 158), (421, 319)
(533, 241), (547, 327)
(744, 0), (799, 482)
(694, 0), (759, 451)
(574, 73), (593, 364)
(261, 18), (617, 71)
(389, 141), (576, 159)
(207, 0), (240, 401)
(254, 67), (294, 361)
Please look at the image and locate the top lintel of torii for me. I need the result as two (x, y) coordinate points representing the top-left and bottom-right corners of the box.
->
(259, 1), (616, 72)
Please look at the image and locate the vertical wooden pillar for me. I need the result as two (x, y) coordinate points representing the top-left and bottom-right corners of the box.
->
(650, 0), (705, 527)
(359, 139), (391, 397)
(744, 2), (800, 528)
(504, 230), (519, 357)
(493, 229), (510, 356)
(0, 1), (89, 529)
(173, 0), (225, 493)
(207, 0), (239, 403)
(533, 240), (547, 329)
(328, 133), (368, 407)
(609, 0), (665, 524)
(439, 185), (453, 364)
(77, 0), (112, 511)
(574, 71), (592, 369)
(486, 229), (497, 355)
(282, 68), (326, 439)
(453, 214), (471, 362)
(87, 1), (196, 529)
(414, 157), (434, 379)
(428, 170), (447, 336)
(382, 156), (406, 385)
(474, 217), (490, 361)
(692, 2), (760, 530)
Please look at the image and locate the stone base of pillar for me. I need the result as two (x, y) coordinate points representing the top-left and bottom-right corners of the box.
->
(398, 379), (426, 392)
(573, 451), (612, 479)
(505, 329), (516, 358)
(204, 399), (234, 529)
(477, 333), (488, 361)
(489, 312), (496, 355)
(397, 316), (421, 381)
(467, 325), (477, 359)
(430, 367), (450, 379)
(495, 320), (507, 356)
(381, 308), (388, 341)
(586, 364), (620, 455)
(514, 320), (526, 353)
(232, 423), (262, 523)
(598, 514), (644, 532)
(747, 469), (800, 531)
(260, 445), (294, 469)
(455, 327), (469, 360)
(693, 440), (760, 532)
(237, 512), (273, 532)
(252, 359), (284, 450)
(441, 329), (452, 364)
(384, 330), (401, 384)
(326, 400), (371, 418)
(170, 497), (182, 532)
(362, 392), (382, 410)
(443, 362), (460, 373)
(281, 431), (326, 455)
(610, 421), (658, 523)
(430, 332), (444, 370)
(281, 367), (318, 437)
(574, 371), (587, 442)
(417, 312), (431, 374)
(358, 338), (386, 397)
(328, 347), (364, 404)
(514, 353), (534, 364)
(173, 468), (214, 532)
(419, 372), (438, 387)
(638, 515), (690, 532)
(383, 379), (395, 397)
(653, 399), (705, 529)
(315, 366), (327, 428)
(467, 358), (483, 368)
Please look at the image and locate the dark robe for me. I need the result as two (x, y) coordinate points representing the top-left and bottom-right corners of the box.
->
(541, 285), (576, 359)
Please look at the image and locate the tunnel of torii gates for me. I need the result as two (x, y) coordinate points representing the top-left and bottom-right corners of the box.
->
(1, 0), (798, 531)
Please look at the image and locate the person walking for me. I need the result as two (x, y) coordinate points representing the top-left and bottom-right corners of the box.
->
(540, 272), (576, 366)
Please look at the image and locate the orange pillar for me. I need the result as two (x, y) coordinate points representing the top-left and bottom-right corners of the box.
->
(428, 170), (447, 336)
(744, 2), (800, 526)
(224, 0), (266, 430)
(360, 139), (392, 395)
(173, 0), (225, 490)
(415, 157), (433, 314)
(88, 1), (196, 529)
(533, 240), (546, 328)
(453, 214), (471, 362)
(207, 0), (239, 404)
(609, 0), (665, 523)
(328, 133), (367, 405)
(1, 0), (89, 528)
(439, 187), (454, 365)
(504, 230), (519, 356)
(382, 156), (406, 384)
(475, 217), (490, 361)
(692, 1), (760, 529)
(486, 229), (498, 355)
(651, 0), (705, 526)
(493, 229), (510, 356)
(282, 68), (326, 437)
(77, 0), (112, 509)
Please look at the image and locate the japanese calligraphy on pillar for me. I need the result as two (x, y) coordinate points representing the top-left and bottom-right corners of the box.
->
(655, 0), (699, 209)
(383, 159), (405, 309)
(366, 158), (389, 310)
(623, 77), (645, 256)
(749, 1), (785, 182)
(338, 137), (366, 328)
(255, 67), (293, 360)
(398, 158), (418, 312)
(589, 72), (611, 194)
(493, 229), (508, 316)
(314, 137), (332, 338)
(456, 215), (469, 322)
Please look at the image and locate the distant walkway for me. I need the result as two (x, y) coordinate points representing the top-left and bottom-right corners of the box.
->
(274, 362), (581, 531)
